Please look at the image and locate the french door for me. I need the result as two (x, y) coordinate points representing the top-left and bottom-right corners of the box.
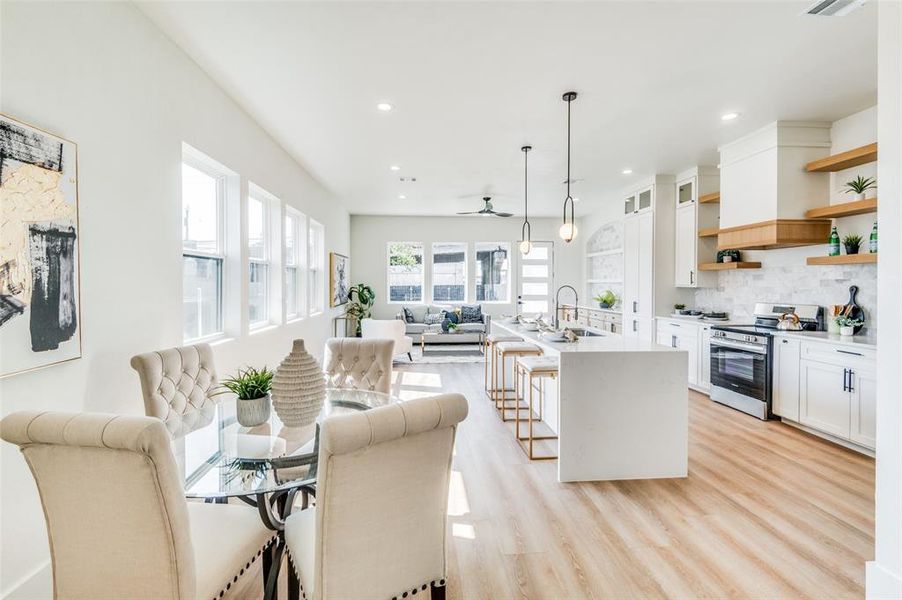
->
(516, 241), (554, 317)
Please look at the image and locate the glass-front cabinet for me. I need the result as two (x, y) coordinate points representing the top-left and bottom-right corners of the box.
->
(637, 187), (653, 212)
(624, 187), (654, 215)
(623, 194), (636, 215)
(677, 177), (696, 205)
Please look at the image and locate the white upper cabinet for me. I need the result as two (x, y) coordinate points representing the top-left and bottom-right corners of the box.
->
(673, 167), (719, 288)
(674, 204), (697, 287)
(677, 178), (695, 206)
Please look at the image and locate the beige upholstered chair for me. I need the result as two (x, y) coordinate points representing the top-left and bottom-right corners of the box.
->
(130, 343), (218, 438)
(0, 411), (277, 600)
(284, 393), (468, 600)
(361, 318), (414, 362)
(322, 338), (394, 394)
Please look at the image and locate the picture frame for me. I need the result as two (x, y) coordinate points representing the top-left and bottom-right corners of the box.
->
(329, 252), (350, 307)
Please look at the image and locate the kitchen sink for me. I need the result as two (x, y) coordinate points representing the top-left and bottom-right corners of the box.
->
(566, 328), (604, 337)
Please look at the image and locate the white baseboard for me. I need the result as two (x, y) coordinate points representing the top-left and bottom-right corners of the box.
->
(867, 561), (902, 599)
(2, 561), (51, 600)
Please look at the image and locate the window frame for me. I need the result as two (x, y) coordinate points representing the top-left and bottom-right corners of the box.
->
(246, 192), (273, 330)
(308, 219), (325, 315)
(284, 207), (307, 322)
(386, 241), (425, 305)
(475, 241), (512, 304)
(431, 242), (468, 304)
(181, 153), (227, 344)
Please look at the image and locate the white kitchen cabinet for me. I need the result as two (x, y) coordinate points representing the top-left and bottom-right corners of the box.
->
(799, 360), (850, 439)
(773, 337), (801, 421)
(626, 316), (654, 340)
(674, 204), (696, 287)
(623, 211), (654, 318)
(850, 365), (877, 449)
(656, 318), (700, 389)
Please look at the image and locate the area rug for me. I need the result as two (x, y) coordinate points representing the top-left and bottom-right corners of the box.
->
(408, 344), (484, 363)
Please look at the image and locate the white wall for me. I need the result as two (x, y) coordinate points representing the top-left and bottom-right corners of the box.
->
(868, 1), (902, 596)
(0, 3), (349, 596)
(350, 216), (583, 319)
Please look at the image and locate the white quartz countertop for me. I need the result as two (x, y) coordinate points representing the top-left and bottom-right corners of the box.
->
(559, 304), (622, 315)
(772, 330), (877, 349)
(493, 321), (678, 354)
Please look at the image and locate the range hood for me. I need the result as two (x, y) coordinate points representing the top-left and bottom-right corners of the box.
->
(717, 121), (833, 250)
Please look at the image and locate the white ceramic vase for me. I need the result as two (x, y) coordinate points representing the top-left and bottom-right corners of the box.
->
(237, 393), (271, 427)
(840, 325), (856, 337)
(272, 339), (327, 427)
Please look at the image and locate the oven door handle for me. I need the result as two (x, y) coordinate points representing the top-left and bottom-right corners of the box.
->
(710, 339), (768, 354)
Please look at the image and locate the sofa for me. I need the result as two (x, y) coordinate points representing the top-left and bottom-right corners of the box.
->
(396, 304), (491, 345)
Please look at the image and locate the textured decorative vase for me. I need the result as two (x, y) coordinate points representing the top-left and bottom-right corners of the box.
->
(272, 339), (327, 427)
(237, 393), (271, 427)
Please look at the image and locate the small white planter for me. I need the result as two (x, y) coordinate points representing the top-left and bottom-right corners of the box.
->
(237, 393), (271, 427)
(839, 326), (856, 337)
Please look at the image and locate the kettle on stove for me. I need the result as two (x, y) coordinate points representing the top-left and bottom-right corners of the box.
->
(777, 313), (803, 331)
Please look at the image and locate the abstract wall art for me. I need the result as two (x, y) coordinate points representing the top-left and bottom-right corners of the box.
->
(329, 252), (349, 307)
(0, 115), (81, 377)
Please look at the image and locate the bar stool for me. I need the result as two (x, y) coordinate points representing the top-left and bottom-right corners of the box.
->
(484, 333), (523, 395)
(493, 341), (542, 422)
(514, 355), (559, 460)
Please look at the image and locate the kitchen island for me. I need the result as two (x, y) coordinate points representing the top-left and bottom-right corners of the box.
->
(493, 320), (688, 482)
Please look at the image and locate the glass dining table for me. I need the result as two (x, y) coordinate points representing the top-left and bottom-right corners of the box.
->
(173, 388), (401, 529)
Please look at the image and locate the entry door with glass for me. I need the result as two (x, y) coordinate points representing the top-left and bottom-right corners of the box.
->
(517, 241), (554, 317)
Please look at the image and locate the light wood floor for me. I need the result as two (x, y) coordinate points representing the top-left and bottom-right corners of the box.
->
(246, 360), (875, 599)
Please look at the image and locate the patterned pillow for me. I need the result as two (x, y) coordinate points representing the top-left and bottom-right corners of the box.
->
(424, 313), (444, 325)
(442, 310), (459, 324)
(460, 304), (483, 324)
(402, 307), (414, 323)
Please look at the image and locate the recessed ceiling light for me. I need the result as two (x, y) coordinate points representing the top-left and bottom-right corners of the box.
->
(721, 112), (740, 121)
(621, 169), (633, 175)
(376, 102), (393, 112)
(389, 165), (401, 171)
(398, 194), (406, 200)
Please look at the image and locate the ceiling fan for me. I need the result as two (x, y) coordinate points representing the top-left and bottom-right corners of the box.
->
(456, 196), (513, 217)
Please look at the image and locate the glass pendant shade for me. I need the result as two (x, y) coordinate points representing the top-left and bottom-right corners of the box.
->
(519, 239), (533, 254)
(559, 222), (578, 242)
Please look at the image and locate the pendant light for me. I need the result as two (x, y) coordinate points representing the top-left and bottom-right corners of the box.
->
(559, 91), (578, 243)
(519, 145), (533, 255)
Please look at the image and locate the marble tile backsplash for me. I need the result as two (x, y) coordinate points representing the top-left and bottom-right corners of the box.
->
(693, 264), (878, 332)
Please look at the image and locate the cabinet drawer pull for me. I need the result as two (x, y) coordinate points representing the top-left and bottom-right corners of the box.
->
(670, 323), (681, 327)
(836, 349), (864, 356)
(848, 369), (855, 393)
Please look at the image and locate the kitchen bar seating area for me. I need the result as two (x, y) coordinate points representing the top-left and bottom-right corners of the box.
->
(2, 2), (902, 599)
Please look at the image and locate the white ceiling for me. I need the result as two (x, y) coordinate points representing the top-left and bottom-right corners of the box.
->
(139, 1), (877, 217)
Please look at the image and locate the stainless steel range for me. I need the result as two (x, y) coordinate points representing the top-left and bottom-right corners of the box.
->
(710, 303), (823, 420)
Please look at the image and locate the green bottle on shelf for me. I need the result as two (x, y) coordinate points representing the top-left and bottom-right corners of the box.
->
(869, 222), (878, 253)
(828, 226), (841, 256)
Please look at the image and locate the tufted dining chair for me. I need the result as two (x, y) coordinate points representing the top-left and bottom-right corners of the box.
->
(283, 393), (468, 600)
(0, 411), (277, 600)
(130, 344), (218, 438)
(322, 338), (394, 394)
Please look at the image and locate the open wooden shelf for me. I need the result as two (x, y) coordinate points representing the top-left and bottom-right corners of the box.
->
(698, 261), (762, 271)
(805, 198), (878, 219)
(806, 253), (877, 266)
(806, 143), (878, 173)
(698, 192), (720, 204)
(716, 219), (832, 250)
(698, 227), (720, 238)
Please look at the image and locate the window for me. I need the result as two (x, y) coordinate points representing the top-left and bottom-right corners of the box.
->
(309, 219), (325, 314)
(247, 195), (270, 327)
(182, 160), (224, 341)
(387, 242), (424, 303)
(432, 243), (467, 303)
(284, 209), (307, 320)
(475, 242), (510, 302)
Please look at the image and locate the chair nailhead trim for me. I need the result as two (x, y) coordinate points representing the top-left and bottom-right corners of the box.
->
(212, 534), (276, 600)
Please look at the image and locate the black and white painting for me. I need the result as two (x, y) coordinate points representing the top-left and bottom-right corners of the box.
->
(329, 252), (349, 307)
(0, 115), (81, 377)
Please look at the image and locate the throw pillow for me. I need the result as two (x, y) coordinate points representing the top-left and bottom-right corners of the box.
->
(408, 305), (429, 323)
(402, 307), (414, 323)
(424, 313), (444, 325)
(460, 304), (483, 324)
(442, 310), (459, 324)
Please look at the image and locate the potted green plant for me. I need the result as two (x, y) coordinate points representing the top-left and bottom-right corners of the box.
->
(843, 175), (876, 201)
(593, 290), (617, 309)
(835, 315), (863, 337)
(216, 366), (274, 427)
(345, 283), (375, 336)
(843, 234), (863, 255)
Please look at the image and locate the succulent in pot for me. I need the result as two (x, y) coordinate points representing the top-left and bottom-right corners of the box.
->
(843, 234), (863, 255)
(843, 175), (876, 201)
(216, 366), (274, 427)
(835, 315), (863, 337)
(594, 290), (617, 309)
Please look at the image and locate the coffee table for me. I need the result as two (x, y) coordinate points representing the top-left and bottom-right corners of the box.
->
(421, 330), (485, 355)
